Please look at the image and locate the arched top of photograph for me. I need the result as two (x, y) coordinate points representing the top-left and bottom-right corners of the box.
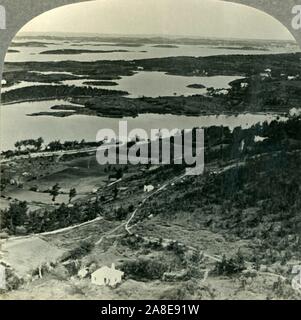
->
(4, 0), (298, 63)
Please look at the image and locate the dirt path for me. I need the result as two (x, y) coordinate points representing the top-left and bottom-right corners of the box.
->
(7, 216), (104, 243)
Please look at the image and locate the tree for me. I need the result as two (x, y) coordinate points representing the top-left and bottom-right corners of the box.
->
(2, 201), (28, 232)
(69, 188), (77, 203)
(47, 140), (62, 151)
(14, 141), (21, 152)
(113, 186), (119, 200)
(35, 137), (44, 151)
(115, 168), (123, 180)
(50, 183), (60, 203)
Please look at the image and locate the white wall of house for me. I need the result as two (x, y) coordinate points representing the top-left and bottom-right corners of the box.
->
(91, 264), (124, 287)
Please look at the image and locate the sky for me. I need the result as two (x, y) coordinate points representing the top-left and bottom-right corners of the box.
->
(20, 0), (294, 40)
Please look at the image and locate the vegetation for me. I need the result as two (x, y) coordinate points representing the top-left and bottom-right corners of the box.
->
(50, 184), (60, 203)
(0, 201), (28, 234)
(138, 116), (301, 263)
(214, 252), (245, 276)
(1, 138), (102, 158)
(15, 138), (44, 152)
(69, 188), (77, 203)
(121, 257), (169, 281)
(1, 85), (128, 104)
(4, 52), (301, 116)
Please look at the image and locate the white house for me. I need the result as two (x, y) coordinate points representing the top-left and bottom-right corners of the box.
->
(92, 188), (99, 194)
(254, 135), (267, 143)
(144, 185), (154, 192)
(1, 79), (7, 85)
(78, 267), (89, 279)
(240, 139), (245, 152)
(288, 76), (297, 81)
(260, 72), (270, 79)
(290, 107), (301, 117)
(91, 263), (124, 287)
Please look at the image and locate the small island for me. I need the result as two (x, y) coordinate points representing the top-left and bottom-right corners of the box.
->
(82, 81), (118, 86)
(40, 49), (130, 55)
(187, 84), (206, 89)
(10, 41), (52, 48)
(211, 46), (269, 51)
(153, 44), (178, 48)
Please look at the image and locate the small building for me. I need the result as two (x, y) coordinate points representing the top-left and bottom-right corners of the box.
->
(144, 185), (154, 193)
(78, 267), (89, 279)
(215, 89), (228, 96)
(290, 107), (301, 117)
(22, 172), (30, 177)
(91, 263), (124, 287)
(260, 72), (270, 79)
(254, 135), (267, 143)
(288, 75), (297, 81)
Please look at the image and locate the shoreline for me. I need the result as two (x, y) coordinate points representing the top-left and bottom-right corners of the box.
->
(0, 96), (290, 118)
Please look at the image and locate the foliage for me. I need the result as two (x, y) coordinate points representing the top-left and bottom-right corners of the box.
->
(214, 252), (245, 276)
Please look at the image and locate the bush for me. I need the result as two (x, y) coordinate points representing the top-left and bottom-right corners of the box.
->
(121, 258), (168, 280)
(214, 252), (245, 276)
(68, 241), (94, 260)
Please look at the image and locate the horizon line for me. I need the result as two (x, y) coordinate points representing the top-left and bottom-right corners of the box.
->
(16, 31), (295, 43)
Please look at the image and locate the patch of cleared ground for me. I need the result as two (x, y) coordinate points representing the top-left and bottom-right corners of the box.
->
(1, 237), (66, 278)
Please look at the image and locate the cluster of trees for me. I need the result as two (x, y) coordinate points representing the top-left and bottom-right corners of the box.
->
(204, 116), (301, 164)
(15, 137), (44, 152)
(0, 198), (101, 235)
(1, 138), (102, 158)
(113, 204), (134, 221)
(139, 117), (301, 264)
(0, 201), (28, 234)
(46, 139), (101, 152)
(214, 252), (245, 276)
(121, 257), (169, 281)
(48, 184), (77, 203)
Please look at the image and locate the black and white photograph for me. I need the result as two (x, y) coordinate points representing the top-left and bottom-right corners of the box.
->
(0, 0), (301, 301)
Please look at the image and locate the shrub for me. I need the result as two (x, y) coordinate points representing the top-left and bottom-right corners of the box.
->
(214, 252), (245, 276)
(121, 258), (168, 280)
